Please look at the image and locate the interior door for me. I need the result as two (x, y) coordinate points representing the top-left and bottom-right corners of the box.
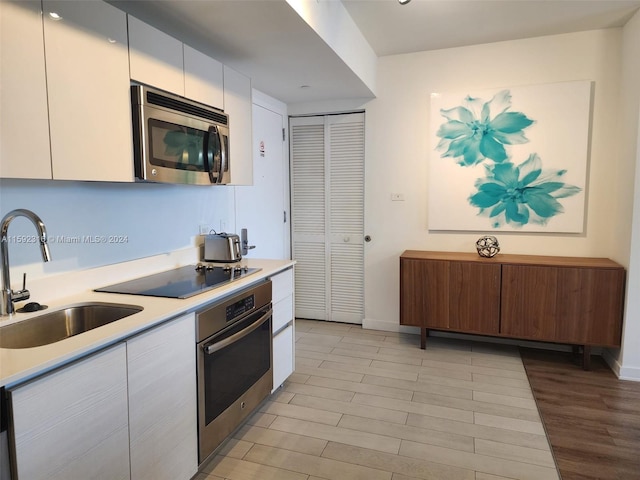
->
(290, 112), (365, 323)
(235, 103), (287, 259)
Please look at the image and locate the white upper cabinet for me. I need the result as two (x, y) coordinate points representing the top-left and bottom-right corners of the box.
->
(184, 45), (224, 108)
(128, 17), (224, 109)
(224, 65), (253, 185)
(0, 1), (52, 179)
(128, 15), (184, 96)
(43, 0), (133, 182)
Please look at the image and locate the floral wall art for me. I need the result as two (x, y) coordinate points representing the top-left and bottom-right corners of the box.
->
(428, 81), (592, 233)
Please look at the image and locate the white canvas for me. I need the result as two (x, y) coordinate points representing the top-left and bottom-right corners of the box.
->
(428, 80), (591, 233)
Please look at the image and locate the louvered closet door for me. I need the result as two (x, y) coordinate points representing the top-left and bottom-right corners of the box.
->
(290, 113), (365, 324)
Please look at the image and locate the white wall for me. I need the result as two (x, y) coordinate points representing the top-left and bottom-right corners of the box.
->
(615, 9), (640, 379)
(361, 30), (638, 359)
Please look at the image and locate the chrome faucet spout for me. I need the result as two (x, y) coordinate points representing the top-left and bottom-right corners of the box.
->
(1, 209), (51, 315)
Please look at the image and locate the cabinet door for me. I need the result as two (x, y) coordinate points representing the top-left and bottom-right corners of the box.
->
(0, 0), (51, 179)
(272, 268), (294, 304)
(127, 314), (198, 480)
(270, 268), (295, 391)
(43, 0), (133, 181)
(449, 262), (500, 334)
(9, 344), (129, 480)
(224, 65), (253, 185)
(273, 324), (294, 391)
(273, 294), (294, 333)
(501, 265), (558, 340)
(400, 259), (449, 328)
(555, 267), (625, 346)
(128, 15), (184, 96)
(184, 44), (224, 107)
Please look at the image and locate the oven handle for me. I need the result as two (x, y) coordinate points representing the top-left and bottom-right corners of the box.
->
(204, 307), (272, 355)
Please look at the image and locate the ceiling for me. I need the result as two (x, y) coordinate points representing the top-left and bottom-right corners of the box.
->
(111, 0), (640, 104)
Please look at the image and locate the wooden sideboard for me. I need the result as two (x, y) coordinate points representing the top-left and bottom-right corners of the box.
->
(400, 250), (626, 368)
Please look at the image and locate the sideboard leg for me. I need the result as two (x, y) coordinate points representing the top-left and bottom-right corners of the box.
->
(582, 345), (592, 370)
(420, 328), (427, 349)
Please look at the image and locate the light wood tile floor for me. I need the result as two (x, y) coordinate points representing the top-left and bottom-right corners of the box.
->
(198, 320), (560, 480)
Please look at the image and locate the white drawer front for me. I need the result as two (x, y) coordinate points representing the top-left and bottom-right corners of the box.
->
(272, 324), (294, 391)
(270, 268), (293, 304)
(273, 295), (293, 333)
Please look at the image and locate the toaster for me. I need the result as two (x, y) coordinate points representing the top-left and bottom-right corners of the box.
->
(204, 233), (242, 262)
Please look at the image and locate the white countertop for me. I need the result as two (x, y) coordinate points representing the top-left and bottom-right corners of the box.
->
(0, 252), (294, 388)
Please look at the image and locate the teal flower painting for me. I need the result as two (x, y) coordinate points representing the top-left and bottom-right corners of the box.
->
(436, 90), (534, 167)
(428, 81), (590, 233)
(468, 153), (582, 228)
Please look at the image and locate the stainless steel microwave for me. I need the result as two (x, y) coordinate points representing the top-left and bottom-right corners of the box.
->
(131, 84), (230, 185)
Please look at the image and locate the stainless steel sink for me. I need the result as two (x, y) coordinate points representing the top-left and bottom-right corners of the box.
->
(0, 302), (143, 349)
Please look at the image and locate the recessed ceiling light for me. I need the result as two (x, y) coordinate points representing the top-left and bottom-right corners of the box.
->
(398, 0), (411, 4)
(48, 12), (62, 20)
(300, 85), (310, 89)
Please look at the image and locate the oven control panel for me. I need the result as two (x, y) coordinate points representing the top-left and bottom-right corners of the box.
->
(225, 295), (255, 322)
(196, 280), (272, 342)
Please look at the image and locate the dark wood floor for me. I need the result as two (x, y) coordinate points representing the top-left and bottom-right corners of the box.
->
(520, 348), (640, 480)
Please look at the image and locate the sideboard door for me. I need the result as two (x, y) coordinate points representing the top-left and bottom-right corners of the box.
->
(400, 258), (449, 328)
(449, 262), (501, 335)
(501, 265), (559, 340)
(554, 267), (625, 346)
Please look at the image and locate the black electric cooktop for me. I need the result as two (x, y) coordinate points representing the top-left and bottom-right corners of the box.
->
(95, 264), (261, 299)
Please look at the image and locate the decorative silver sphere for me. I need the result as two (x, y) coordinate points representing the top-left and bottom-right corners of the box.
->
(476, 236), (500, 258)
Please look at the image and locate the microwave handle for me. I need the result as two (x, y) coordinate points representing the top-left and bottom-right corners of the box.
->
(203, 125), (215, 183)
(218, 128), (227, 184)
(204, 125), (224, 184)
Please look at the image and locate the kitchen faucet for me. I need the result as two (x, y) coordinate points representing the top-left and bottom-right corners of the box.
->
(1, 209), (51, 315)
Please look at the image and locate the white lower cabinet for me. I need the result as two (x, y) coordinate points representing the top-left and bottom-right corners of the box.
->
(128, 313), (198, 480)
(9, 344), (130, 480)
(273, 325), (294, 391)
(270, 268), (295, 392)
(8, 313), (197, 480)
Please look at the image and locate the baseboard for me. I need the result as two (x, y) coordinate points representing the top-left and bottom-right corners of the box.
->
(602, 349), (622, 377)
(618, 367), (640, 381)
(362, 318), (420, 334)
(598, 349), (640, 382)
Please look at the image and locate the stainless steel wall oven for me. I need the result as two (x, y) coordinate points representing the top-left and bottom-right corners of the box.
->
(196, 281), (272, 464)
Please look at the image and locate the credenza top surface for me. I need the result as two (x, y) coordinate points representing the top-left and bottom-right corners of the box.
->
(400, 250), (624, 269)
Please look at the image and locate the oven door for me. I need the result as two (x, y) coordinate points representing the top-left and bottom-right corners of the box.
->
(135, 103), (229, 185)
(197, 305), (273, 463)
